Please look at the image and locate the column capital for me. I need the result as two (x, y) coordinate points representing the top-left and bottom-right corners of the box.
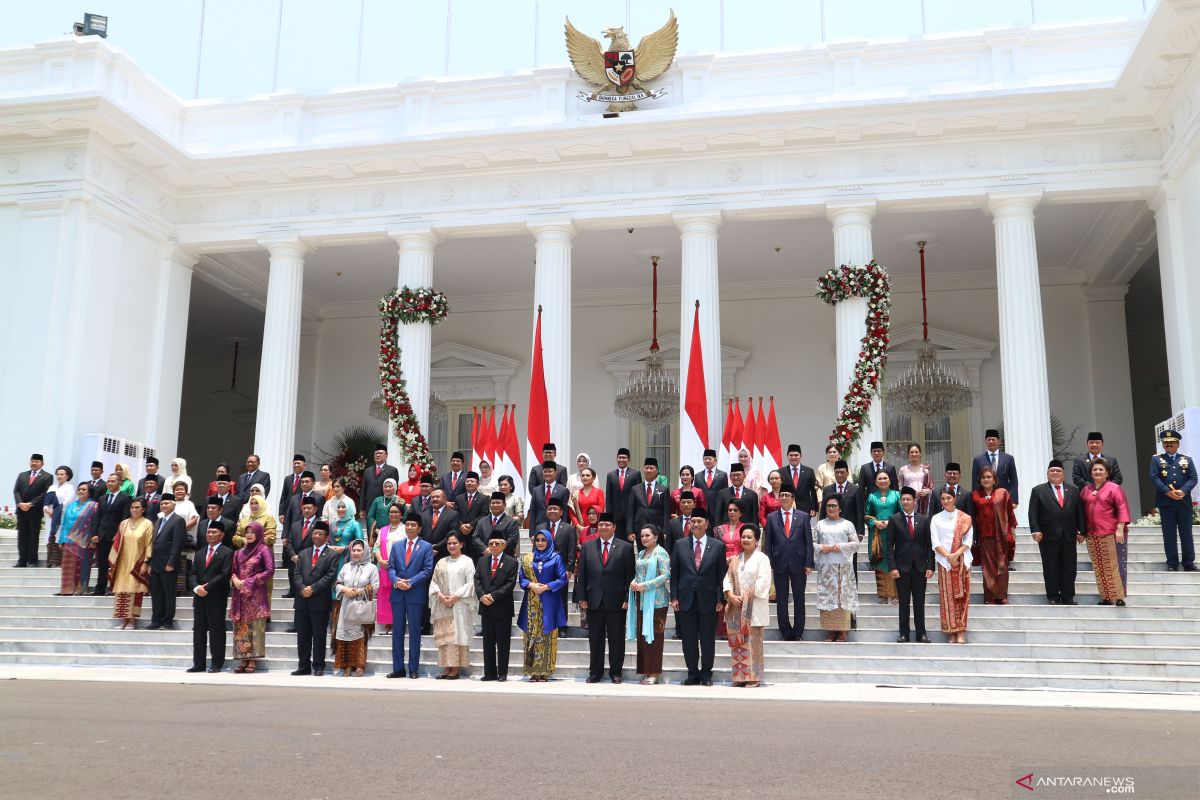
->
(673, 210), (723, 235)
(986, 188), (1043, 218)
(1149, 179), (1179, 215)
(824, 199), (877, 225)
(1082, 284), (1129, 303)
(528, 220), (577, 243)
(387, 227), (443, 252)
(257, 236), (312, 260)
(160, 242), (199, 269)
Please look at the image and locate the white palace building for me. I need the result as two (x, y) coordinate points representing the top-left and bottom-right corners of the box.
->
(5, 0), (1200, 520)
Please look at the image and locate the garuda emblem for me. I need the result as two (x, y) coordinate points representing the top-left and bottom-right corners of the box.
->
(566, 10), (678, 113)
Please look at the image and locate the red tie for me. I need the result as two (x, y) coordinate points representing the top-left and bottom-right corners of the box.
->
(706, 470), (713, 487)
(551, 522), (557, 540)
(735, 487), (741, 499)
(206, 546), (214, 567)
(544, 485), (551, 505)
(28, 472), (36, 486)
(432, 509), (440, 528)
(619, 470), (625, 491)
(907, 515), (915, 538)
(1055, 485), (1064, 507)
(303, 519), (310, 539)
(784, 510), (791, 538)
(602, 540), (609, 566)
(311, 548), (318, 567)
(646, 484), (653, 504)
(694, 538), (702, 569)
(405, 539), (414, 565)
(376, 465), (381, 476)
(792, 467), (799, 488)
(294, 477), (301, 494)
(491, 556), (499, 577)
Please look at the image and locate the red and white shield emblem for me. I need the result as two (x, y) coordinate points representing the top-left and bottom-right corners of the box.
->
(605, 50), (635, 86)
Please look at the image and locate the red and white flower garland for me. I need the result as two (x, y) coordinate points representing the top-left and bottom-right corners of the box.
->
(816, 260), (892, 453)
(378, 287), (450, 477)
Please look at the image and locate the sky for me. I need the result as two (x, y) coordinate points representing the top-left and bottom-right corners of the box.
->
(2, 0), (1151, 100)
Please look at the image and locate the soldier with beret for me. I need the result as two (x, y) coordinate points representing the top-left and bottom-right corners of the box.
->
(1149, 430), (1197, 571)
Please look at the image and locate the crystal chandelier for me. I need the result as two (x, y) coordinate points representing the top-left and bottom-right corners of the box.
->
(615, 255), (679, 425)
(886, 242), (973, 420)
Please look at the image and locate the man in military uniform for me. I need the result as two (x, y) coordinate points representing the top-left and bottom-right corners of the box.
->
(1148, 430), (1197, 571)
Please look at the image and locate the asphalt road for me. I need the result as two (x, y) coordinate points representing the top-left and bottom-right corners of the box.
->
(2, 681), (1196, 800)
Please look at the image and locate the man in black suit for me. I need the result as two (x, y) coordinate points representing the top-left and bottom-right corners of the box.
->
(696, 448), (728, 526)
(780, 444), (819, 516)
(196, 496), (233, 551)
(670, 515), (728, 686)
(140, 475), (163, 524)
(971, 429), (1019, 503)
(527, 461), (570, 532)
(91, 474), (131, 594)
(473, 493), (520, 557)
(544, 498), (578, 585)
(626, 458), (670, 546)
(887, 487), (934, 643)
(423, 489), (461, 560)
(604, 448), (637, 540)
(766, 488), (815, 640)
(1028, 459), (1084, 605)
(716, 463), (758, 526)
(857, 441), (898, 497)
(277, 454), (308, 521)
(147, 496), (186, 630)
(361, 444), (400, 521)
(86, 461), (107, 501)
(475, 530), (519, 681)
(527, 442), (568, 491)
(940, 462), (973, 513)
(188, 519), (233, 673)
(137, 456), (163, 496)
(236, 453), (271, 500)
(281, 471), (318, 538)
(284, 496), (321, 603)
(213, 475), (243, 529)
(575, 513), (635, 683)
(292, 522), (340, 675)
(1071, 432), (1124, 489)
(665, 490), (699, 553)
(410, 475), (434, 516)
(821, 461), (864, 534)
(12, 453), (53, 567)
(440, 451), (468, 498)
(452, 472), (488, 558)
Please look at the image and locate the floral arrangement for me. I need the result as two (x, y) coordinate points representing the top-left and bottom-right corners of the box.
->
(378, 285), (450, 477)
(0, 505), (15, 530)
(816, 260), (892, 452)
(331, 451), (369, 501)
(1133, 503), (1200, 527)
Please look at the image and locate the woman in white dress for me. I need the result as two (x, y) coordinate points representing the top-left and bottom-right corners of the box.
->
(722, 526), (772, 687)
(814, 494), (859, 642)
(163, 458), (192, 496)
(930, 487), (974, 644)
(429, 532), (478, 678)
(738, 448), (764, 496)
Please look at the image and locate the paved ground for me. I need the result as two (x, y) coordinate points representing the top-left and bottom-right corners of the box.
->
(3, 681), (1197, 800)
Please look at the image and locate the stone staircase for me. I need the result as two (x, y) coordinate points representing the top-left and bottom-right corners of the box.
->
(1, 528), (1197, 692)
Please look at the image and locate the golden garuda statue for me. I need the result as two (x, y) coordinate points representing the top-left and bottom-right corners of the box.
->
(565, 10), (678, 112)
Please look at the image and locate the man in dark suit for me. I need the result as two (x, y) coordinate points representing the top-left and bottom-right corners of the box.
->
(780, 445), (819, 515)
(236, 453), (271, 500)
(527, 442), (568, 491)
(140, 475), (163, 524)
(626, 457), (670, 547)
(283, 496), (321, 604)
(440, 451), (468, 498)
(422, 489), (461, 560)
(410, 475), (434, 516)
(12, 453), (53, 567)
(670, 515), (728, 686)
(292, 521), (340, 676)
(147, 496), (186, 630)
(527, 461), (569, 533)
(361, 444), (400, 520)
(475, 530), (519, 681)
(696, 448), (728, 526)
(1072, 432), (1124, 489)
(473, 493), (520, 557)
(214, 475), (243, 528)
(857, 441), (898, 497)
(280, 471), (318, 539)
(197, 496), (234, 551)
(821, 461), (864, 535)
(278, 455), (309, 518)
(137, 456), (163, 496)
(766, 489), (814, 640)
(91, 474), (131, 594)
(604, 448), (637, 540)
(575, 513), (635, 683)
(716, 463), (758, 526)
(188, 519), (233, 673)
(665, 490), (700, 553)
(940, 462), (973, 513)
(887, 487), (934, 643)
(386, 513), (434, 679)
(1028, 459), (1084, 604)
(544, 499), (578, 579)
(452, 472), (488, 558)
(86, 461), (107, 501)
(972, 429), (1019, 503)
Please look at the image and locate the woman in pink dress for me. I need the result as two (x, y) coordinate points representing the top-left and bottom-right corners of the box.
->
(759, 470), (783, 528)
(571, 467), (605, 527)
(897, 443), (933, 515)
(1079, 458), (1131, 606)
(671, 465), (708, 519)
(374, 502), (405, 632)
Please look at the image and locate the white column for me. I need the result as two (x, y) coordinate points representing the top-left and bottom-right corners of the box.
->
(674, 211), (724, 465)
(1082, 285), (1141, 508)
(1150, 181), (1200, 410)
(529, 221), (575, 464)
(826, 200), (881, 467)
(988, 190), (1052, 522)
(145, 244), (197, 458)
(253, 237), (310, 491)
(386, 229), (441, 465)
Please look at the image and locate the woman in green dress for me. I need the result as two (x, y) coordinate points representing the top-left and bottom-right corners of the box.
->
(863, 469), (900, 604)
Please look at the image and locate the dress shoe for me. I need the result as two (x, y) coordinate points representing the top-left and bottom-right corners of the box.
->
(407, 673), (418, 679)
(1116, 599), (1126, 607)
(672, 633), (681, 640)
(435, 674), (449, 680)
(285, 627), (297, 633)
(208, 665), (223, 673)
(386, 671), (406, 679)
(1064, 599), (1078, 605)
(1185, 565), (1199, 572)
(701, 679), (714, 687)
(1167, 564), (1180, 571)
(313, 668), (325, 676)
(480, 675), (498, 681)
(497, 676), (507, 682)
(681, 677), (702, 686)
(896, 635), (910, 643)
(146, 623), (163, 630)
(163, 622), (177, 630)
(12, 562), (26, 568)
(917, 635), (931, 643)
(291, 668), (312, 676)
(610, 676), (622, 684)
(445, 674), (460, 680)
(91, 588), (104, 596)
(585, 675), (602, 683)
(186, 666), (205, 673)
(1047, 598), (1059, 605)
(30, 561), (40, 567)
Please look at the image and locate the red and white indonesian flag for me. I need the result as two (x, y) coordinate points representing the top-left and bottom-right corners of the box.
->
(681, 302), (709, 470)
(494, 405), (524, 499)
(724, 398), (745, 468)
(525, 309), (550, 503)
(720, 400), (735, 468)
(469, 407), (483, 470)
(764, 397), (783, 474)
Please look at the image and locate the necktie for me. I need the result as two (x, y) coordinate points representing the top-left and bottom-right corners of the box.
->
(544, 485), (551, 505)
(376, 465), (381, 476)
(706, 470), (713, 488)
(432, 509), (440, 528)
(792, 467), (799, 488)
(1055, 484), (1064, 507)
(206, 546), (214, 567)
(492, 516), (499, 526)
(28, 472), (36, 486)
(108, 495), (113, 506)
(311, 548), (318, 567)
(303, 519), (311, 540)
(646, 484), (653, 503)
(619, 470), (626, 491)
(907, 515), (915, 538)
(784, 510), (792, 538)
(551, 521), (558, 541)
(990, 452), (997, 469)
(491, 556), (499, 577)
(693, 538), (702, 569)
(874, 462), (880, 473)
(602, 540), (609, 566)
(405, 539), (414, 565)
(837, 483), (844, 495)
(735, 487), (741, 499)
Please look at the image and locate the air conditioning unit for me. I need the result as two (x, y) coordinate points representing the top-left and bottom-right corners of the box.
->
(1155, 409), (1200, 503)
(77, 434), (157, 487)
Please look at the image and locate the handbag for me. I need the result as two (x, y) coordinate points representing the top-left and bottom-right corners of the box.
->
(342, 573), (377, 624)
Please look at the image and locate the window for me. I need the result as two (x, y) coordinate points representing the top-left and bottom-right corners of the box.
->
(627, 419), (676, 483)
(882, 399), (968, 479)
(429, 401), (479, 473)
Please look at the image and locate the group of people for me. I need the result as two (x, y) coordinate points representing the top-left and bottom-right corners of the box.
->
(8, 425), (1195, 683)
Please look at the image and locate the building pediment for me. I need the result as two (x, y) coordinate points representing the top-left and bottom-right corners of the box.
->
(600, 333), (749, 400)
